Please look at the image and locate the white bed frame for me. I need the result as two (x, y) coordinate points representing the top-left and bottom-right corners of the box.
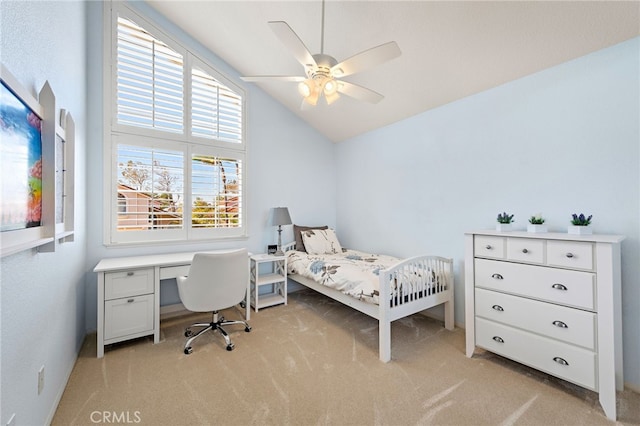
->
(282, 241), (455, 362)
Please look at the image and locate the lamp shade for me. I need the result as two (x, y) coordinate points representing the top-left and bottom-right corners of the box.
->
(270, 207), (292, 226)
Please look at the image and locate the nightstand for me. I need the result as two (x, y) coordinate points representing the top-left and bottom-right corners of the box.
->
(250, 253), (287, 311)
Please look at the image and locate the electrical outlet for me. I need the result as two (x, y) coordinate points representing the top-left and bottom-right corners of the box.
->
(6, 413), (16, 426)
(38, 365), (45, 395)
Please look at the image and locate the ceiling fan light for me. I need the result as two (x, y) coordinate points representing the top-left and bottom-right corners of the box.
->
(324, 90), (340, 105)
(323, 78), (338, 96)
(298, 79), (314, 98)
(304, 91), (320, 106)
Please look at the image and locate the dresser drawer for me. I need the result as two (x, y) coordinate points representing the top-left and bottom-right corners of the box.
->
(547, 241), (594, 270)
(104, 294), (154, 340)
(105, 268), (154, 300)
(507, 238), (545, 264)
(474, 236), (505, 259)
(475, 259), (596, 310)
(476, 318), (596, 390)
(475, 288), (596, 349)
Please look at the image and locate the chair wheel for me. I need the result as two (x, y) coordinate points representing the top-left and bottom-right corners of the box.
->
(226, 343), (235, 351)
(245, 326), (252, 332)
(184, 347), (193, 355)
(184, 329), (193, 337)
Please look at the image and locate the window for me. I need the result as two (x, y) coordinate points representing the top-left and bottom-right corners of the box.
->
(116, 144), (183, 232)
(105, 3), (246, 245)
(191, 153), (242, 229)
(191, 65), (243, 143)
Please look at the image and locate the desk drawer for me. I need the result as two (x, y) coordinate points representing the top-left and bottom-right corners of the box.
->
(105, 268), (154, 300)
(159, 265), (190, 280)
(474, 259), (596, 310)
(104, 294), (154, 340)
(476, 318), (596, 390)
(475, 288), (596, 349)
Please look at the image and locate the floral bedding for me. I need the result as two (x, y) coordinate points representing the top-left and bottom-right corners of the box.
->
(286, 249), (403, 305)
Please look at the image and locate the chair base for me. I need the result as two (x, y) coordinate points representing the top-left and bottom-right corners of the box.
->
(183, 311), (251, 354)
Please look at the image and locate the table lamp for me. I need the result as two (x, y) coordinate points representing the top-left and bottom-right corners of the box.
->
(270, 207), (292, 255)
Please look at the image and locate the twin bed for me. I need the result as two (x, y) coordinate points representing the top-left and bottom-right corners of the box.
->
(281, 227), (454, 362)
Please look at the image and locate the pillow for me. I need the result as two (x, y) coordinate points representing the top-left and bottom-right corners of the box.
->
(293, 224), (328, 252)
(301, 228), (343, 255)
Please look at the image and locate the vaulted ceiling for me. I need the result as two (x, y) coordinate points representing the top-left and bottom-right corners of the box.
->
(146, 1), (640, 142)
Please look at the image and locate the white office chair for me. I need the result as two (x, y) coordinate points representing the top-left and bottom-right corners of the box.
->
(176, 249), (251, 354)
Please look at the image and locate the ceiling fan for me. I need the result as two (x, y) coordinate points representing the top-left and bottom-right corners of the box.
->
(240, 0), (401, 107)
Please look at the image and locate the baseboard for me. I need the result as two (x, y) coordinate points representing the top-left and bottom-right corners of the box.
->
(46, 337), (83, 425)
(418, 309), (464, 330)
(626, 382), (640, 394)
(160, 302), (188, 319)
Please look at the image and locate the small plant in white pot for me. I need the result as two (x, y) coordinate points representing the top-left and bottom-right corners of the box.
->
(527, 213), (547, 233)
(568, 213), (593, 235)
(496, 212), (514, 231)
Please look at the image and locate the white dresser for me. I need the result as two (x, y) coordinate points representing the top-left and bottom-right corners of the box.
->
(464, 230), (624, 421)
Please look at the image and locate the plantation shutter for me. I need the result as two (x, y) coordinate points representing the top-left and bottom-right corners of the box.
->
(116, 16), (184, 133)
(116, 144), (184, 231)
(191, 66), (243, 144)
(191, 154), (242, 229)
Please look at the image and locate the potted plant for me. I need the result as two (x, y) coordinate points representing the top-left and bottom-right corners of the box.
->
(496, 212), (514, 231)
(568, 213), (593, 235)
(527, 213), (547, 233)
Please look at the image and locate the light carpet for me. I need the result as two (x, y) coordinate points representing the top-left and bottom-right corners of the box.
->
(53, 289), (639, 425)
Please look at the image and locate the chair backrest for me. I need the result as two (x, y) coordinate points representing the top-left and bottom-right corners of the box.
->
(176, 249), (248, 313)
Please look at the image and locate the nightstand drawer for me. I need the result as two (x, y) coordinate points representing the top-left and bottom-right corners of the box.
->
(104, 294), (154, 340)
(105, 268), (154, 300)
(547, 241), (594, 270)
(476, 318), (596, 390)
(475, 259), (596, 310)
(475, 288), (596, 349)
(474, 236), (505, 259)
(507, 238), (545, 264)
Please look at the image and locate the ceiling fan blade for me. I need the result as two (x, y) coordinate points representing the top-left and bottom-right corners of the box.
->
(268, 21), (317, 69)
(331, 41), (401, 78)
(337, 81), (384, 104)
(240, 75), (305, 82)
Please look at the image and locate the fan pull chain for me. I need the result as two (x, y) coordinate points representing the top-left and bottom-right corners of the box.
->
(320, 0), (325, 54)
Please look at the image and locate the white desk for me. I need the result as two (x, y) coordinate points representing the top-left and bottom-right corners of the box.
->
(94, 250), (250, 358)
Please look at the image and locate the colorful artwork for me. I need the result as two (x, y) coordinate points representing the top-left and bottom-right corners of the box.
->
(1, 80), (43, 231)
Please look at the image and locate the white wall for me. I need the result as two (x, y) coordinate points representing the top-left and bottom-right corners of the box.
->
(84, 2), (336, 329)
(335, 37), (640, 388)
(0, 1), (88, 425)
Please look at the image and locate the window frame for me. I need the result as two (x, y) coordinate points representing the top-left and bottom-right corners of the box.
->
(103, 2), (247, 246)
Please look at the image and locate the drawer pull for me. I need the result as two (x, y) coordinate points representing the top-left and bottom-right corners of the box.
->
(491, 273), (504, 280)
(565, 253), (574, 258)
(127, 298), (135, 303)
(492, 305), (504, 312)
(553, 357), (569, 366)
(127, 271), (134, 276)
(552, 320), (568, 328)
(552, 283), (568, 291)
(522, 248), (528, 254)
(492, 336), (504, 343)
(485, 245), (492, 250)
